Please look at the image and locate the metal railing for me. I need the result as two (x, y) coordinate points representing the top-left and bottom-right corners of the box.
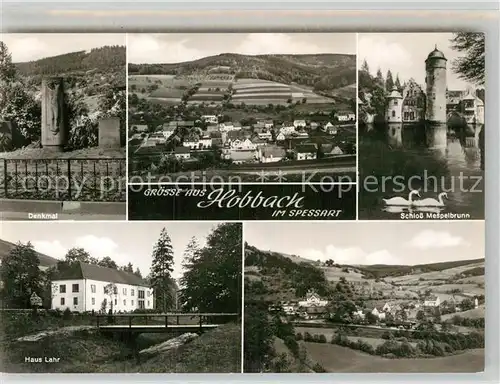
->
(1, 158), (126, 201)
(95, 312), (239, 331)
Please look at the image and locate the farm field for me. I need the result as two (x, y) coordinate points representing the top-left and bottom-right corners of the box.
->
(302, 342), (484, 373)
(441, 306), (485, 321)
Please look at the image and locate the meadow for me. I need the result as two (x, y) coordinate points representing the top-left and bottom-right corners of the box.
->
(302, 342), (484, 373)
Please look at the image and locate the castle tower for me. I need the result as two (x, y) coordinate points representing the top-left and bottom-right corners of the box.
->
(386, 87), (403, 123)
(425, 45), (447, 123)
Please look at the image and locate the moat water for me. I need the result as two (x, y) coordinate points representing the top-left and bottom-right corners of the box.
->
(359, 122), (485, 220)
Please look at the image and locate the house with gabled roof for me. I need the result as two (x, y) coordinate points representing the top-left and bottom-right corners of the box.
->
(294, 143), (317, 161)
(51, 262), (153, 313)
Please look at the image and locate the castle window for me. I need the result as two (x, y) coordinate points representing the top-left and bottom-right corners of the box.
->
(394, 100), (398, 106)
(392, 111), (396, 117)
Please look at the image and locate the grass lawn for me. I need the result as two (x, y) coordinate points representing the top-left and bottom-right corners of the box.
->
(303, 342), (484, 373)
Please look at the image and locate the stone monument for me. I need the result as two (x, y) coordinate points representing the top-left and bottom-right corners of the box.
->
(41, 77), (68, 151)
(98, 117), (121, 148)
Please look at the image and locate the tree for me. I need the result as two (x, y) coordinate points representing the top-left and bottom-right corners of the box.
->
(104, 283), (117, 313)
(395, 75), (402, 91)
(365, 312), (378, 324)
(450, 32), (485, 86)
(416, 310), (426, 322)
(180, 223), (242, 314)
(98, 256), (118, 269)
(123, 262), (134, 273)
(65, 247), (91, 264)
(181, 236), (201, 270)
(375, 68), (384, 86)
(385, 70), (394, 91)
(361, 59), (370, 74)
(134, 268), (143, 278)
(244, 306), (275, 373)
(0, 242), (43, 308)
(150, 228), (175, 312)
(0, 41), (16, 84)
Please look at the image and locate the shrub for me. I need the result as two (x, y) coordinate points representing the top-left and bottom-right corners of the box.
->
(295, 332), (303, 341)
(318, 334), (327, 343)
(312, 363), (327, 373)
(62, 307), (72, 320)
(283, 336), (299, 357)
(304, 332), (313, 342)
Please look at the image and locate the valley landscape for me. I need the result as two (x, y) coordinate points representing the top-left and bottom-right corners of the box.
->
(127, 34), (356, 182)
(243, 221), (485, 373)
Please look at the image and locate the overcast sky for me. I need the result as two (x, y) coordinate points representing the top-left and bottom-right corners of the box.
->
(358, 33), (478, 90)
(245, 221), (484, 266)
(1, 222), (231, 279)
(128, 33), (356, 64)
(0, 33), (125, 63)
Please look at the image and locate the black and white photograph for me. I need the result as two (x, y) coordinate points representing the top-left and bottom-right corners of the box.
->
(0, 221), (242, 373)
(358, 33), (485, 220)
(127, 33), (357, 183)
(244, 221), (485, 373)
(0, 34), (126, 220)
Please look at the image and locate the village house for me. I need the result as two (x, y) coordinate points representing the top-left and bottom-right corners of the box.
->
(263, 120), (274, 129)
(251, 136), (268, 147)
(230, 138), (257, 151)
(336, 111), (356, 122)
(162, 128), (175, 140)
(293, 119), (307, 128)
(174, 146), (191, 160)
(145, 132), (166, 145)
(51, 262), (154, 313)
(294, 143), (317, 161)
(210, 132), (224, 147)
(309, 122), (319, 130)
(219, 122), (240, 132)
(131, 124), (148, 133)
(182, 136), (212, 149)
(201, 115), (218, 124)
(298, 289), (329, 307)
(276, 132), (286, 141)
(281, 302), (298, 315)
(257, 130), (273, 140)
(258, 146), (286, 163)
(280, 124), (296, 135)
(320, 144), (344, 157)
(322, 122), (337, 135)
(369, 307), (386, 321)
(423, 295), (441, 307)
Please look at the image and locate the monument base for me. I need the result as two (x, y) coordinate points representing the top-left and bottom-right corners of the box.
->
(41, 145), (65, 152)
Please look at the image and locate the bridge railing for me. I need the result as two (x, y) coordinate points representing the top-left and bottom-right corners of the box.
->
(95, 312), (239, 330)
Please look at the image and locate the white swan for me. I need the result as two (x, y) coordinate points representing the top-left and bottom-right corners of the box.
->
(383, 190), (420, 206)
(414, 192), (448, 207)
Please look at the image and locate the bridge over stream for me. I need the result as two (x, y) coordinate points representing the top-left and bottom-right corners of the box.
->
(95, 312), (239, 335)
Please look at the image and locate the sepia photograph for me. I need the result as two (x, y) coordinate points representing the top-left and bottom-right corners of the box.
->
(244, 221), (484, 373)
(0, 34), (126, 220)
(358, 33), (485, 220)
(127, 33), (357, 183)
(0, 221), (242, 373)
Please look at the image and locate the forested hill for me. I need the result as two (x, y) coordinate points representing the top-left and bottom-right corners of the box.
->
(129, 53), (356, 92)
(245, 244), (330, 299)
(353, 258), (484, 279)
(15, 45), (126, 76)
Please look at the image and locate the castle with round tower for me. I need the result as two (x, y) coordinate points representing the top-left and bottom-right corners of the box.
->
(384, 45), (484, 125)
(425, 45), (448, 123)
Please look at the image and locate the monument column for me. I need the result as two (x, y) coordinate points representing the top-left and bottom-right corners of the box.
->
(41, 77), (68, 151)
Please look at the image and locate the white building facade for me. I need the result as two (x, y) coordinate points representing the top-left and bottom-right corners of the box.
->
(51, 262), (154, 313)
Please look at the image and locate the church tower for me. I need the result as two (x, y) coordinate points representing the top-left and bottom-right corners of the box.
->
(425, 45), (447, 123)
